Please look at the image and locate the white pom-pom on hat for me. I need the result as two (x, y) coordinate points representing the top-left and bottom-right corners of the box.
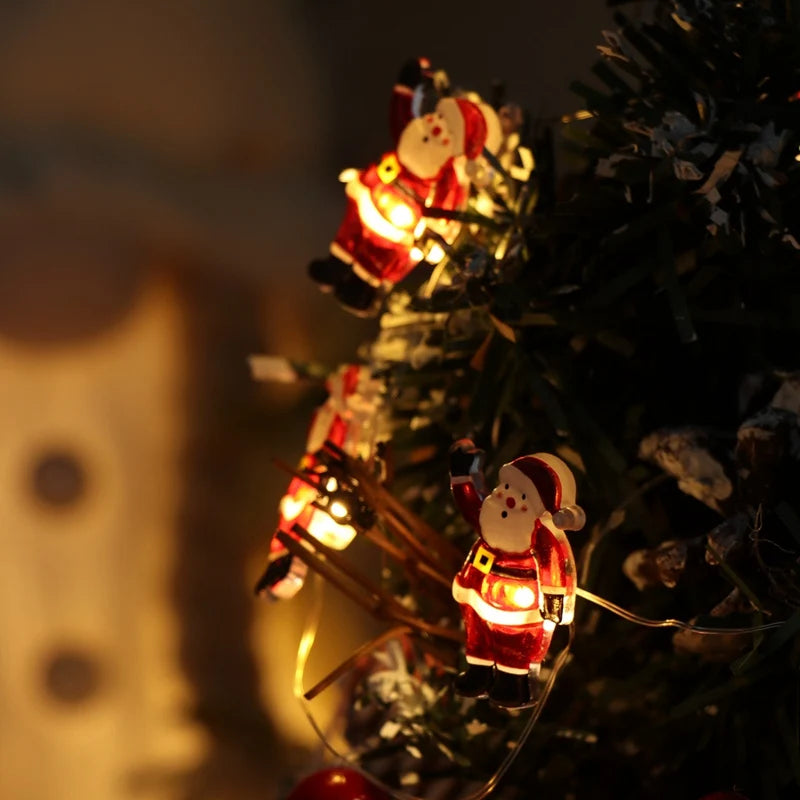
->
(499, 452), (585, 531)
(437, 97), (493, 159)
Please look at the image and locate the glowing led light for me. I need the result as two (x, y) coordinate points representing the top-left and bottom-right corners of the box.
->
(325, 476), (338, 492)
(410, 246), (424, 261)
(329, 499), (350, 521)
(307, 510), (356, 550)
(279, 493), (306, 521)
(452, 584), (544, 625)
(426, 243), (445, 264)
(351, 183), (408, 243)
(387, 201), (416, 229)
(510, 585), (536, 608)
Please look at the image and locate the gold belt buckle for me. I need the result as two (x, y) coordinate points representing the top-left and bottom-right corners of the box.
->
(378, 153), (400, 184)
(472, 544), (494, 575)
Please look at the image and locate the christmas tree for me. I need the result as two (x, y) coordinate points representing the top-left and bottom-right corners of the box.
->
(257, 2), (800, 798)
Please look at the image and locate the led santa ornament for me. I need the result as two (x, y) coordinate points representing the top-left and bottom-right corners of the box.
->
(450, 439), (585, 709)
(309, 58), (501, 316)
(255, 364), (385, 600)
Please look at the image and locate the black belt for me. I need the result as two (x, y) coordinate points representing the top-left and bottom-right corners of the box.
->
(469, 544), (537, 579)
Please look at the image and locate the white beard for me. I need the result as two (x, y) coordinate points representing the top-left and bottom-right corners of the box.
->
(479, 493), (537, 553)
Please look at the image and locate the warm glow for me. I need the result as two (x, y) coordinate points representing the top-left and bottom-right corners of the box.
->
(510, 585), (535, 608)
(306, 509), (357, 550)
(473, 192), (495, 219)
(351, 182), (409, 243)
(426, 243), (445, 264)
(409, 246), (424, 261)
(279, 493), (306, 522)
(385, 200), (416, 230)
(328, 499), (349, 521)
(484, 574), (540, 612)
(325, 476), (338, 492)
(510, 146), (535, 182)
(452, 584), (543, 626)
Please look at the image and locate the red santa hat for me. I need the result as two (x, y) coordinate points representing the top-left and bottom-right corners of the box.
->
(500, 453), (583, 529)
(437, 97), (492, 160)
(389, 57), (433, 143)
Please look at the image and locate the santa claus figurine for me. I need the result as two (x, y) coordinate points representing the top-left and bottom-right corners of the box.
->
(449, 439), (585, 708)
(309, 58), (501, 316)
(255, 364), (385, 600)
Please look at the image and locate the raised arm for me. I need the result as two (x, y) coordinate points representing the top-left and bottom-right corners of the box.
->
(449, 438), (488, 532)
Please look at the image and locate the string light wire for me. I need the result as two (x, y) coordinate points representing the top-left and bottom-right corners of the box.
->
(293, 573), (574, 800)
(575, 586), (786, 634)
(291, 571), (789, 798)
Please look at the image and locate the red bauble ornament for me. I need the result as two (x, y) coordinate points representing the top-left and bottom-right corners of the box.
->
(286, 767), (390, 800)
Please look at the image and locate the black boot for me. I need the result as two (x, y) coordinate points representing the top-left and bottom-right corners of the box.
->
(488, 670), (534, 709)
(453, 664), (493, 699)
(308, 255), (350, 291)
(254, 553), (306, 600)
(254, 553), (293, 596)
(334, 271), (381, 317)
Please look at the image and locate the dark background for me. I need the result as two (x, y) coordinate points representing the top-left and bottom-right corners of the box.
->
(0, 2), (619, 798)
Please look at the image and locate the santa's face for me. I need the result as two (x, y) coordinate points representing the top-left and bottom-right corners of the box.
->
(478, 466), (545, 553)
(397, 112), (454, 179)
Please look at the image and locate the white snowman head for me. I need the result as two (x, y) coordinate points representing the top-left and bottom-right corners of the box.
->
(478, 453), (578, 553)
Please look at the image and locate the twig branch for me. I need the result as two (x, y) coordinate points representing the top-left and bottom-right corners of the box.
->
(324, 440), (464, 572)
(279, 528), (462, 645)
(303, 626), (412, 701)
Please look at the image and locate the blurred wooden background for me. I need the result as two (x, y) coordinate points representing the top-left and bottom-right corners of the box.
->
(0, 1), (613, 798)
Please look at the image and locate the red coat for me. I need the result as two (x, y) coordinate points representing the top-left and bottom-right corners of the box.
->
(333, 153), (466, 287)
(270, 365), (381, 560)
(451, 475), (577, 628)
